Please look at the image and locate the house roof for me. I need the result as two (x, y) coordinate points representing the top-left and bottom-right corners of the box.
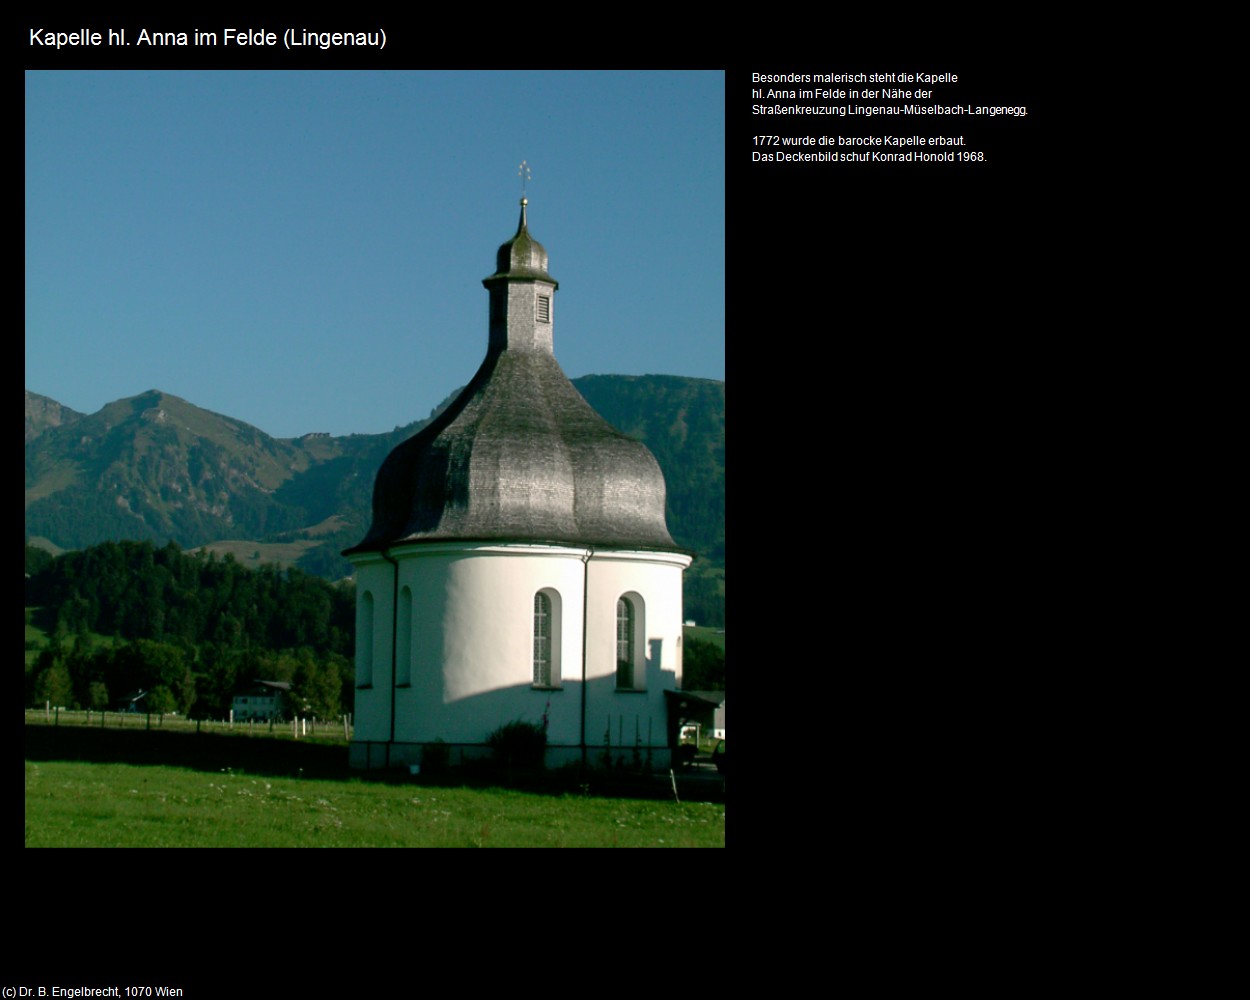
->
(346, 202), (678, 556)
(235, 681), (291, 695)
(666, 690), (725, 708)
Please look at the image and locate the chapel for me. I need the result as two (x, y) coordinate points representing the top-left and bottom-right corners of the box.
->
(343, 199), (691, 769)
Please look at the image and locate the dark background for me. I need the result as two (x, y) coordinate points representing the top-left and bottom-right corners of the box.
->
(21, 18), (1059, 892)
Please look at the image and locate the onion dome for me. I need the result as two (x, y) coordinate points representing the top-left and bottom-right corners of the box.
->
(483, 198), (557, 287)
(345, 201), (677, 555)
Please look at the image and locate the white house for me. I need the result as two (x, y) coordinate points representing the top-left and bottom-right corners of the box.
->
(232, 680), (290, 722)
(344, 199), (691, 770)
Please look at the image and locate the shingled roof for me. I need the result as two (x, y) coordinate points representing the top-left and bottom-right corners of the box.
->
(345, 202), (677, 556)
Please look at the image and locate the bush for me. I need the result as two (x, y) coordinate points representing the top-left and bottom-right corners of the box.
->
(422, 738), (450, 771)
(487, 719), (547, 770)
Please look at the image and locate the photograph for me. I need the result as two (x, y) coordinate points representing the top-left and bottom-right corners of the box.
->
(25, 69), (727, 848)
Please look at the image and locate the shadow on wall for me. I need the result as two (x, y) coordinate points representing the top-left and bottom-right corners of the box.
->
(353, 652), (682, 769)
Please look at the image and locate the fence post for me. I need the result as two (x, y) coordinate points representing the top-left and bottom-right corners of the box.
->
(54, 706), (59, 727)
(343, 715), (349, 740)
(45, 700), (50, 722)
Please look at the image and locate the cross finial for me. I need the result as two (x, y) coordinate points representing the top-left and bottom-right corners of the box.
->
(518, 160), (531, 199)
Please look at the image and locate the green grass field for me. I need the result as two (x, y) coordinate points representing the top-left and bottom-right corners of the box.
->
(25, 621), (121, 668)
(187, 538), (321, 569)
(24, 759), (725, 847)
(683, 624), (726, 650)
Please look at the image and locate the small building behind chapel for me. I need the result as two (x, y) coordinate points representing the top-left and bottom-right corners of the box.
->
(232, 680), (290, 722)
(344, 199), (691, 770)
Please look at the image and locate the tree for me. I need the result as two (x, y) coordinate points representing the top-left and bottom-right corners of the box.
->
(683, 638), (725, 691)
(88, 681), (110, 711)
(25, 544), (53, 577)
(146, 685), (177, 715)
(33, 655), (74, 708)
(290, 649), (341, 719)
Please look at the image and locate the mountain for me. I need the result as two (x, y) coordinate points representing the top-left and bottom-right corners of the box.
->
(25, 390), (84, 443)
(575, 376), (725, 627)
(25, 389), (419, 568)
(575, 375), (725, 564)
(25, 378), (725, 622)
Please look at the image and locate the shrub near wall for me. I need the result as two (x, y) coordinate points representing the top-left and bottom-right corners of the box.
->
(487, 719), (547, 770)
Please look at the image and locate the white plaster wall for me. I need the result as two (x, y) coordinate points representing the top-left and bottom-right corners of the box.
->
(584, 550), (690, 758)
(350, 543), (689, 765)
(350, 555), (394, 744)
(392, 543), (586, 746)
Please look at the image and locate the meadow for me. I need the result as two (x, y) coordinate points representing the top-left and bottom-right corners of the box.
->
(24, 758), (725, 847)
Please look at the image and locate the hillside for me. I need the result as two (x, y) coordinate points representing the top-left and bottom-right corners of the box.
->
(575, 375), (725, 563)
(25, 389), (422, 564)
(25, 377), (725, 623)
(25, 390), (84, 443)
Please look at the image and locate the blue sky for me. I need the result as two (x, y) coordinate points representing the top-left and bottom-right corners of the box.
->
(25, 71), (725, 438)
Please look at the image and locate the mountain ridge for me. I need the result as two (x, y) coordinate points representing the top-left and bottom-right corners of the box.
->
(25, 377), (725, 623)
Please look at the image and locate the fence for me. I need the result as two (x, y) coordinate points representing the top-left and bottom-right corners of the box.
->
(24, 706), (353, 742)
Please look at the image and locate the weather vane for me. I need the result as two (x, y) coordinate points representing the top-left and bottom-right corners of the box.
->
(518, 160), (531, 199)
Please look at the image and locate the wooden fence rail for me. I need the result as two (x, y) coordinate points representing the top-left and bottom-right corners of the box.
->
(24, 707), (353, 742)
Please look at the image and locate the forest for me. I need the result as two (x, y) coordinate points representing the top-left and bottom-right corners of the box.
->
(25, 539), (723, 719)
(25, 541), (354, 720)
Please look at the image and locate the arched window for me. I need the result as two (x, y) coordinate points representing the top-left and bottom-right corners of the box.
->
(356, 590), (374, 688)
(396, 585), (413, 687)
(534, 592), (552, 686)
(616, 597), (636, 689)
(534, 590), (561, 688)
